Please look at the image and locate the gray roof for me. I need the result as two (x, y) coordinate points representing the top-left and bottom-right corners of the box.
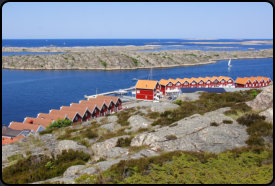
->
(2, 126), (23, 137)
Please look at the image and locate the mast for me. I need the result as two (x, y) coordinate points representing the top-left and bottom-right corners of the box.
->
(148, 67), (153, 80)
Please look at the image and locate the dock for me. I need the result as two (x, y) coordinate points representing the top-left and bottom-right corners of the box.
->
(84, 86), (136, 99)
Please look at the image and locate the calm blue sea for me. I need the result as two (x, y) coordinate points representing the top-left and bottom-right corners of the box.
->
(2, 39), (273, 55)
(2, 58), (273, 126)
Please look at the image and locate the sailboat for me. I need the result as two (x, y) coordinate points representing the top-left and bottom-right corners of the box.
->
(228, 58), (232, 67)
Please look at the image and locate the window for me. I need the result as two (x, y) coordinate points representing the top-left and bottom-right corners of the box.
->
(137, 90), (140, 93)
(184, 82), (188, 85)
(207, 81), (211, 84)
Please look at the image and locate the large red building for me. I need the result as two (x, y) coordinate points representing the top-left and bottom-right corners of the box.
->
(135, 80), (160, 100)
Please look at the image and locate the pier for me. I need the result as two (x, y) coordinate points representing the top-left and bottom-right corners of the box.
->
(84, 86), (136, 99)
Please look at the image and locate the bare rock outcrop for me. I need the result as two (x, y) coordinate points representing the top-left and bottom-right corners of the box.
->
(91, 135), (130, 161)
(246, 85), (273, 123)
(246, 85), (273, 111)
(55, 140), (93, 156)
(131, 108), (248, 153)
(125, 115), (151, 132)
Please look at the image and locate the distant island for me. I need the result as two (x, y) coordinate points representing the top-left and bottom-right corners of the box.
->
(2, 45), (273, 70)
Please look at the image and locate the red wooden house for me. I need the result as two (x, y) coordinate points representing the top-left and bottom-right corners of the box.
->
(135, 80), (160, 100)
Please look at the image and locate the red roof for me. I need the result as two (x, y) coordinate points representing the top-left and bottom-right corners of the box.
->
(2, 135), (25, 145)
(23, 117), (53, 128)
(9, 122), (42, 132)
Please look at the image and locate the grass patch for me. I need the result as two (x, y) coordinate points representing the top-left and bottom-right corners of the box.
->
(3, 149), (90, 184)
(97, 128), (129, 142)
(7, 154), (24, 162)
(146, 111), (160, 119)
(116, 137), (133, 147)
(57, 127), (97, 147)
(116, 108), (136, 126)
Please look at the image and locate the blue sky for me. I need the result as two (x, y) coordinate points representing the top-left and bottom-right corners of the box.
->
(2, 2), (273, 39)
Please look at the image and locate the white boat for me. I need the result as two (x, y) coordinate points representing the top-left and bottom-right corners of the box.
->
(228, 58), (232, 67)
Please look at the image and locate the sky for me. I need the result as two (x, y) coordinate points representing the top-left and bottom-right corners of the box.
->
(2, 2), (273, 39)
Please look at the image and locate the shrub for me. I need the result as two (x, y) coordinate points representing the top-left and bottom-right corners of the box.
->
(117, 109), (135, 126)
(210, 122), (219, 126)
(230, 102), (252, 113)
(48, 119), (72, 129)
(237, 113), (266, 127)
(2, 149), (90, 184)
(165, 135), (177, 140)
(116, 137), (133, 147)
(223, 120), (233, 124)
(246, 121), (273, 137)
(81, 128), (98, 139)
(174, 99), (182, 106)
(147, 111), (160, 119)
(130, 57), (138, 66)
(249, 89), (260, 98)
(245, 135), (265, 146)
(99, 58), (107, 68)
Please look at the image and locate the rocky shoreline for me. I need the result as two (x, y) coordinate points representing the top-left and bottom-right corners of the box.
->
(2, 46), (273, 70)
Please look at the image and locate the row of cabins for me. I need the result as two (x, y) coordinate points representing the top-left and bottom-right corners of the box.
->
(135, 76), (272, 101)
(2, 95), (122, 145)
(235, 76), (272, 88)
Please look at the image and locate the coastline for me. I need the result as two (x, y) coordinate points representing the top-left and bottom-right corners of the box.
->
(2, 46), (273, 71)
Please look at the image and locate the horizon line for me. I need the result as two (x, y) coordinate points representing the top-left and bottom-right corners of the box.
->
(2, 38), (273, 40)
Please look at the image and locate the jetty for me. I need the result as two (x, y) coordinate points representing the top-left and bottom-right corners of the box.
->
(84, 86), (136, 99)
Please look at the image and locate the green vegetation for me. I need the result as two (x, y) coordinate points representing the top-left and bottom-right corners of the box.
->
(174, 99), (182, 106)
(167, 56), (173, 61)
(7, 154), (24, 162)
(130, 57), (138, 66)
(116, 137), (133, 147)
(249, 89), (261, 98)
(75, 148), (272, 184)
(236, 113), (273, 147)
(3, 149), (90, 184)
(146, 111), (160, 119)
(214, 54), (219, 57)
(184, 53), (197, 57)
(152, 90), (258, 127)
(116, 108), (136, 126)
(48, 119), (72, 129)
(57, 127), (98, 147)
(98, 58), (107, 68)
